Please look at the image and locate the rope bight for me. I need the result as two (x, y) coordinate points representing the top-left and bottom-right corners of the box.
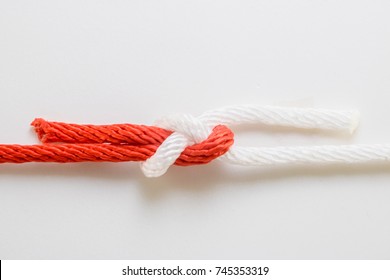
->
(1, 105), (390, 177)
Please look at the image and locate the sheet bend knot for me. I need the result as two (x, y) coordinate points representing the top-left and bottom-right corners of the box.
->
(141, 114), (234, 177)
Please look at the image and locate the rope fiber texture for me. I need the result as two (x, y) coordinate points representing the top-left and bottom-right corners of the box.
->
(1, 105), (389, 177)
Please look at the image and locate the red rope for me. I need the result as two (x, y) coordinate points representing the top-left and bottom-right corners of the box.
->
(0, 119), (234, 165)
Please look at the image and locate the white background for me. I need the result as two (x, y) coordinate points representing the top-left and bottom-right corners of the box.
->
(0, 0), (390, 259)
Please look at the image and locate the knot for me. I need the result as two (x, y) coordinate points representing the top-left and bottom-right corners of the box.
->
(141, 114), (234, 177)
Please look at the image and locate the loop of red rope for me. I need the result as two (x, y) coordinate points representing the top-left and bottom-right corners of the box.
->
(0, 119), (234, 165)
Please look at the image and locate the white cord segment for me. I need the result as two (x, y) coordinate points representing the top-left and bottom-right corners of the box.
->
(140, 105), (363, 177)
(222, 145), (390, 166)
(199, 105), (359, 133)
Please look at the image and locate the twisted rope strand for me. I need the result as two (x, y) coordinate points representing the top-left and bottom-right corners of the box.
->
(199, 105), (359, 132)
(31, 118), (172, 145)
(223, 145), (390, 166)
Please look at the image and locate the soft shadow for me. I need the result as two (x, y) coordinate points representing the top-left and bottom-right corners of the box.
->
(1, 161), (389, 200)
(0, 162), (144, 183)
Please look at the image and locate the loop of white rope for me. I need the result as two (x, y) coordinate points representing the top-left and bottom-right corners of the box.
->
(199, 105), (360, 133)
(140, 105), (364, 177)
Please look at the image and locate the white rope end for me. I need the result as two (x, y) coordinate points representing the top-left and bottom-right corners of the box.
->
(348, 110), (360, 134)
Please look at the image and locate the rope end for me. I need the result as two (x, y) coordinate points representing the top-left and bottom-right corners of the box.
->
(30, 118), (49, 143)
(348, 110), (360, 134)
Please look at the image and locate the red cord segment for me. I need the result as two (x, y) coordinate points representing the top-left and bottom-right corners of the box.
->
(0, 124), (234, 165)
(32, 118), (172, 145)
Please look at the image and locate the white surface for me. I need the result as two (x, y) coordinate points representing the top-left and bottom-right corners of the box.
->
(0, 0), (390, 259)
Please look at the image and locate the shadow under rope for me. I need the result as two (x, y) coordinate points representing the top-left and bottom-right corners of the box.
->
(0, 160), (389, 187)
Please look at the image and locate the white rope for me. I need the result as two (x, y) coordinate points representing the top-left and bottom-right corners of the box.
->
(139, 105), (387, 178)
(199, 105), (359, 132)
(223, 145), (390, 166)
